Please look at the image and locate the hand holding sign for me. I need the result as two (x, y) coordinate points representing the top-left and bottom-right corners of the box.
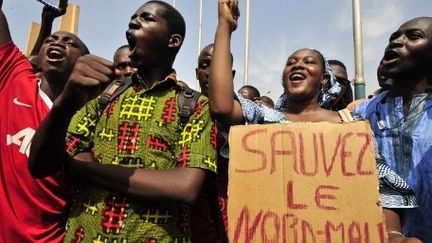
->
(41, 0), (68, 19)
(36, 0), (63, 12)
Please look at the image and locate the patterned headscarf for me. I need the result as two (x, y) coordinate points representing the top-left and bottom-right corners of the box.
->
(319, 57), (343, 109)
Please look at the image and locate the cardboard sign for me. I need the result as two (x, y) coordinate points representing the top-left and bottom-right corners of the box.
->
(228, 122), (386, 243)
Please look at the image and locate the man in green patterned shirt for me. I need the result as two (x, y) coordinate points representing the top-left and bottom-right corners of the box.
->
(29, 1), (217, 242)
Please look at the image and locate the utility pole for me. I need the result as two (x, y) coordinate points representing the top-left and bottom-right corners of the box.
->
(352, 0), (366, 99)
(243, 0), (250, 85)
(196, 0), (203, 89)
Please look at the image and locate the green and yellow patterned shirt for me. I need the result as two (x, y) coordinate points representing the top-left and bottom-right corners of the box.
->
(64, 72), (217, 243)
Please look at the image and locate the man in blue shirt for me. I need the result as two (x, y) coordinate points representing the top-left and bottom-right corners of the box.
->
(354, 16), (432, 242)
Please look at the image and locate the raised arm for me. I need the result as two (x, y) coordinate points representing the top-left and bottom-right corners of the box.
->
(208, 0), (244, 125)
(0, 0), (12, 46)
(29, 55), (115, 177)
(30, 0), (68, 56)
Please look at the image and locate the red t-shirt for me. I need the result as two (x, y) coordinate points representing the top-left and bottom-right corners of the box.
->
(0, 42), (70, 242)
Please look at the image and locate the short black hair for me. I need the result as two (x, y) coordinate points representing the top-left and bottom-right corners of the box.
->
(72, 34), (90, 55)
(51, 31), (89, 55)
(199, 43), (234, 65)
(147, 1), (186, 43)
(328, 59), (347, 71)
(257, 95), (275, 107)
(115, 44), (129, 53)
(238, 85), (261, 98)
(113, 44), (129, 59)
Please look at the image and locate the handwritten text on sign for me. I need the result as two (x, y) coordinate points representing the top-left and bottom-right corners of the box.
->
(228, 122), (386, 243)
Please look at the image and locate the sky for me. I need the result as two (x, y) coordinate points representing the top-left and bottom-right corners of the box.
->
(3, 0), (432, 102)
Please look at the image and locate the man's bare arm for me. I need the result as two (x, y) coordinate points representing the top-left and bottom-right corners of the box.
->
(69, 159), (207, 204)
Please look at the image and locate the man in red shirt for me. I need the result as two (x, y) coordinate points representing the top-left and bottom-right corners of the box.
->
(0, 1), (89, 242)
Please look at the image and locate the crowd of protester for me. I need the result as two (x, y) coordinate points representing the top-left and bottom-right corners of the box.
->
(0, 0), (431, 242)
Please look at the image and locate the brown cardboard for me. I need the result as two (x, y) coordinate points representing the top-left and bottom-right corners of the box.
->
(228, 121), (386, 243)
